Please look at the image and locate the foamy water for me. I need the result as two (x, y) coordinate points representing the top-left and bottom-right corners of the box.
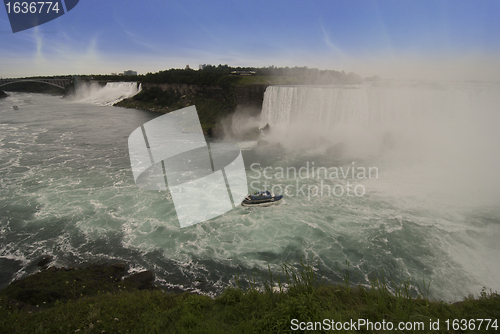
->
(0, 83), (499, 301)
(74, 81), (141, 106)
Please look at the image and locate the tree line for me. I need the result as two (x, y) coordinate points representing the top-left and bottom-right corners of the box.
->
(141, 65), (362, 85)
(1, 65), (363, 91)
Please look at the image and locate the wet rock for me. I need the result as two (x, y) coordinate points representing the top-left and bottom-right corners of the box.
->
(37, 256), (52, 267)
(124, 271), (154, 289)
(111, 263), (126, 270)
(110, 263), (127, 279)
(260, 123), (270, 135)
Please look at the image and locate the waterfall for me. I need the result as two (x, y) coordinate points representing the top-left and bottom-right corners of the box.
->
(259, 82), (500, 200)
(260, 83), (484, 129)
(259, 82), (500, 154)
(75, 81), (142, 106)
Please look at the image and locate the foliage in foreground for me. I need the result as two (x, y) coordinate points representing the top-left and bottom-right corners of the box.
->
(0, 262), (499, 334)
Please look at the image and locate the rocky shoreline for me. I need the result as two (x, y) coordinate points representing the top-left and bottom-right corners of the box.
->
(113, 97), (189, 116)
(114, 83), (267, 137)
(1, 260), (159, 313)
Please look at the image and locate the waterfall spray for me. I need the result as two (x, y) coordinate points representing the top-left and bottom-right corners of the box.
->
(258, 82), (500, 205)
(75, 82), (142, 106)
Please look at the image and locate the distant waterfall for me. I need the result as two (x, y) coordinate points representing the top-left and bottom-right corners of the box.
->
(259, 82), (500, 162)
(260, 83), (485, 130)
(75, 82), (142, 106)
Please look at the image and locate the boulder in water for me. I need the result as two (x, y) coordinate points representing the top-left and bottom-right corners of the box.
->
(36, 256), (52, 268)
(124, 271), (155, 290)
(259, 123), (270, 135)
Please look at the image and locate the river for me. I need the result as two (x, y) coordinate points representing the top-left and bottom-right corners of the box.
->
(1, 81), (499, 301)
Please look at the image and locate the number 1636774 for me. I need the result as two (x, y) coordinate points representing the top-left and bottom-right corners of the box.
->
(5, 2), (61, 14)
(445, 319), (498, 331)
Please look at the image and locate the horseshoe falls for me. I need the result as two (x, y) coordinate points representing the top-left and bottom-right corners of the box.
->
(257, 82), (500, 300)
(0, 81), (499, 301)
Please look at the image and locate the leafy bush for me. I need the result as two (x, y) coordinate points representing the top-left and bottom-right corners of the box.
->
(133, 87), (181, 106)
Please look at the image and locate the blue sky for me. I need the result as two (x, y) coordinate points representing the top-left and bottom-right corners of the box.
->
(1, 0), (499, 80)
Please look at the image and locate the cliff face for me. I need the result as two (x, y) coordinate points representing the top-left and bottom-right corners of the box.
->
(141, 82), (268, 111)
(235, 84), (268, 111)
(115, 83), (268, 137)
(141, 83), (227, 101)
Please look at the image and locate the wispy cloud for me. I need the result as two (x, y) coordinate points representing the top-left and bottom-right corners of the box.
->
(0, 28), (112, 77)
(33, 27), (44, 64)
(123, 29), (159, 51)
(320, 21), (348, 61)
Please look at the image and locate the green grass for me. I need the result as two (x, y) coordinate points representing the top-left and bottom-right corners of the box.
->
(1, 261), (499, 333)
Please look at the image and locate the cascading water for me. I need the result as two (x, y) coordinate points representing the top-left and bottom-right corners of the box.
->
(261, 83), (479, 129)
(255, 82), (500, 300)
(1, 82), (499, 302)
(75, 81), (142, 106)
(260, 82), (500, 162)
